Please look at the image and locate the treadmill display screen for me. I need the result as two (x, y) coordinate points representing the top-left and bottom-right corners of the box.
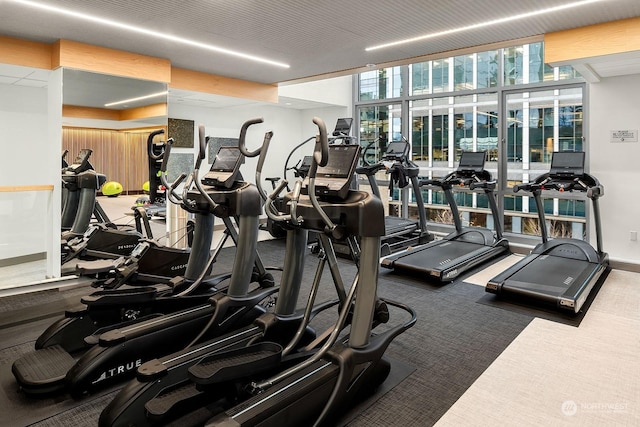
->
(316, 145), (360, 178)
(383, 142), (409, 161)
(457, 151), (486, 172)
(550, 151), (584, 176)
(211, 146), (242, 172)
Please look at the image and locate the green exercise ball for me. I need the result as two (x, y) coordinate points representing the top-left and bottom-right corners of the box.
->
(103, 181), (123, 197)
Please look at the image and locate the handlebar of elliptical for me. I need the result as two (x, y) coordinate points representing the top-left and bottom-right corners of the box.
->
(189, 124), (219, 211)
(147, 129), (166, 161)
(195, 125), (206, 171)
(159, 138), (173, 173)
(360, 137), (379, 167)
(238, 118), (265, 158)
(158, 137), (187, 203)
(307, 117), (337, 235)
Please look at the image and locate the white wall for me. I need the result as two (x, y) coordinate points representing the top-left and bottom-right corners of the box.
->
(279, 76), (352, 107)
(589, 73), (640, 265)
(0, 82), (52, 263)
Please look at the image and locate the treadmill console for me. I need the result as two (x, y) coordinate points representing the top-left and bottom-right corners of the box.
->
(549, 151), (585, 178)
(457, 151), (486, 177)
(383, 141), (410, 162)
(313, 144), (360, 200)
(202, 146), (244, 188)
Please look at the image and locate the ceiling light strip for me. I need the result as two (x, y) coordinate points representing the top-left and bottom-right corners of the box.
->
(10, 0), (290, 68)
(104, 90), (168, 107)
(366, 0), (603, 51)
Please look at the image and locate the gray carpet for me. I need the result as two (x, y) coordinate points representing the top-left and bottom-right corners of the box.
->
(0, 239), (535, 426)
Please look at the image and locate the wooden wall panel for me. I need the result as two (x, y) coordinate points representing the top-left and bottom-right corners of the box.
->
(62, 128), (150, 194)
(170, 67), (278, 103)
(125, 132), (149, 193)
(0, 36), (52, 70)
(545, 17), (640, 65)
(55, 40), (171, 83)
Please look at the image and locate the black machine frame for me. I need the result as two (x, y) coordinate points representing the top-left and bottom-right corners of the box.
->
(486, 151), (609, 313)
(381, 151), (509, 282)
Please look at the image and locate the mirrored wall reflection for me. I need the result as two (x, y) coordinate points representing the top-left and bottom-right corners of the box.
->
(62, 69), (168, 195)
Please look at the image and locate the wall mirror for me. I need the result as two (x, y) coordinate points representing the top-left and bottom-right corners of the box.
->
(62, 69), (168, 196)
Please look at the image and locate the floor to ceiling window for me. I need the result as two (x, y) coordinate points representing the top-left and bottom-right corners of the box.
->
(355, 40), (588, 242)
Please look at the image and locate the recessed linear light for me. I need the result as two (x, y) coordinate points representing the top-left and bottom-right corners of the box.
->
(105, 91), (168, 107)
(366, 0), (603, 51)
(9, 0), (290, 69)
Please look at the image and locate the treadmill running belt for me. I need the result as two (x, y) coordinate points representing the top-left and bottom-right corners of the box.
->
(384, 216), (417, 235)
(504, 256), (598, 296)
(391, 240), (487, 271)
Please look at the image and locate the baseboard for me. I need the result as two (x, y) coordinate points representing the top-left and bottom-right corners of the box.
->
(0, 252), (46, 268)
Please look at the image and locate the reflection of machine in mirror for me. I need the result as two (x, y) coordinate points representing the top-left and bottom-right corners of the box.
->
(62, 69), (168, 199)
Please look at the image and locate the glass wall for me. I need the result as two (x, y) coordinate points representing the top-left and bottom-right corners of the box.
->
(355, 40), (588, 241)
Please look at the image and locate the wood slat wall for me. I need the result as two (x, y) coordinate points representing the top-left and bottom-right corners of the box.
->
(62, 128), (149, 193)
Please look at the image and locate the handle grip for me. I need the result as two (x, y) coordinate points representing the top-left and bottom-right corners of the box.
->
(196, 125), (207, 171)
(238, 117), (264, 158)
(160, 138), (174, 173)
(147, 129), (166, 161)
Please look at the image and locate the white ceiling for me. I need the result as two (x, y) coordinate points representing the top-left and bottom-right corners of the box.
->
(2, 0), (640, 85)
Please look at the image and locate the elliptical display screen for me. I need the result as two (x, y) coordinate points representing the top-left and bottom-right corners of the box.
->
(313, 144), (361, 199)
(211, 147), (242, 172)
(316, 145), (360, 178)
(332, 118), (353, 136)
(202, 146), (243, 188)
(550, 151), (585, 177)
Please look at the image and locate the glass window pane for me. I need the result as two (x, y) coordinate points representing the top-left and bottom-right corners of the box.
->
(477, 50), (498, 89)
(454, 95), (473, 161)
(358, 66), (403, 101)
(411, 62), (430, 95)
(504, 46), (524, 86)
(454, 54), (474, 91)
(358, 104), (402, 163)
(432, 59), (450, 93)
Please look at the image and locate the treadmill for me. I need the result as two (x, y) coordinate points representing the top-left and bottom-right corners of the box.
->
(357, 139), (431, 255)
(486, 151), (609, 313)
(382, 151), (509, 282)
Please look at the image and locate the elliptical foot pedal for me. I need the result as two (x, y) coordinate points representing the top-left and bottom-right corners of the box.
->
(12, 345), (75, 394)
(188, 342), (282, 385)
(75, 258), (121, 275)
(145, 382), (206, 422)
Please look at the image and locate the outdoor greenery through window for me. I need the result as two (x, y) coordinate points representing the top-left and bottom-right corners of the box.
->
(356, 40), (588, 240)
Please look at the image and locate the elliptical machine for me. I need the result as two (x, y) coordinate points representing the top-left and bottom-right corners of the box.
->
(60, 146), (153, 266)
(11, 120), (276, 397)
(100, 117), (416, 427)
